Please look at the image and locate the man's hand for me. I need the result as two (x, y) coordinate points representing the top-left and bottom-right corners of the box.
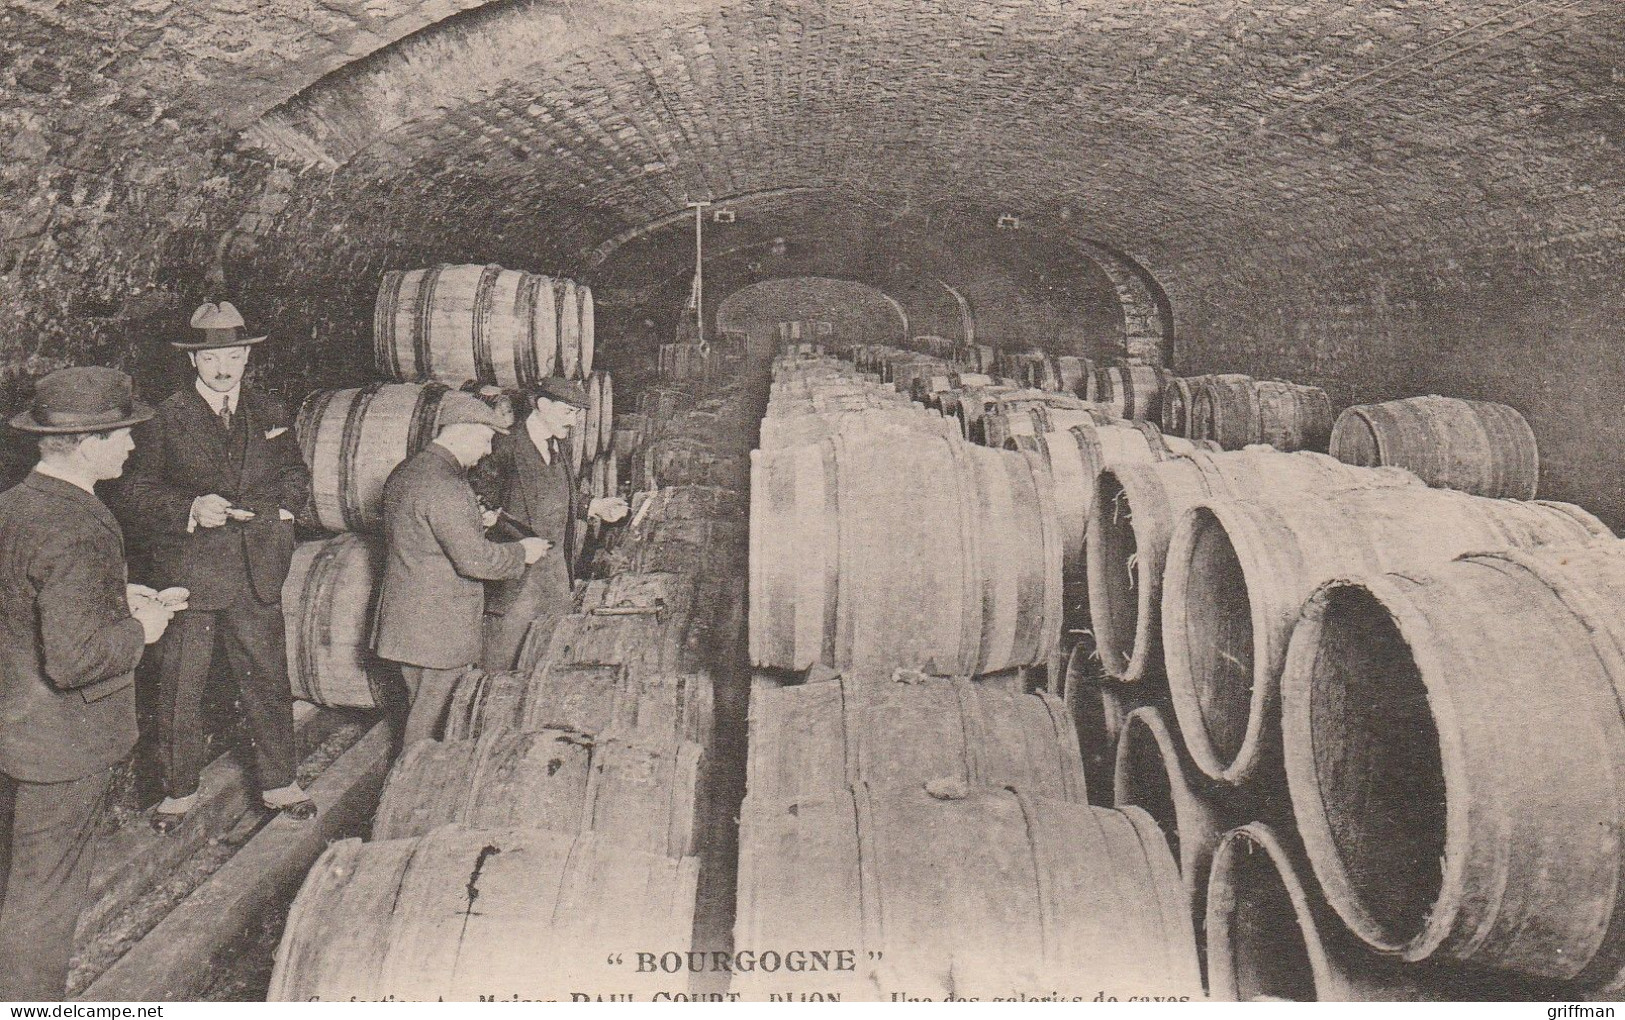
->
(130, 600), (175, 645)
(518, 537), (553, 564)
(190, 493), (232, 528)
(481, 507), (500, 529)
(588, 496), (630, 523)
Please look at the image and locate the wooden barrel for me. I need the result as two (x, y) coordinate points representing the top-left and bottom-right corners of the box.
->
(1194, 377), (1331, 452)
(1086, 450), (1421, 685)
(982, 391), (1089, 450)
(569, 403), (589, 474)
(444, 661), (714, 750)
(1162, 374), (1245, 438)
(948, 384), (1017, 442)
(269, 826), (698, 1002)
(374, 265), (561, 387)
(1096, 362), (1171, 421)
(750, 432), (1063, 676)
(611, 414), (644, 458)
(1206, 823), (1459, 1001)
(746, 673), (1086, 806)
(1329, 395), (1539, 499)
(1113, 706), (1224, 930)
(660, 343), (711, 381)
(735, 784), (1202, 1001)
(627, 518), (748, 579)
(1063, 671), (1149, 807)
(296, 382), (449, 533)
(1003, 350), (1060, 392)
(372, 728), (704, 856)
(555, 278), (582, 380)
(760, 405), (959, 452)
(580, 374), (604, 461)
(1281, 540), (1625, 982)
(281, 533), (385, 707)
(1037, 415), (1170, 576)
(1056, 355), (1094, 397)
(639, 437), (748, 491)
(576, 283), (595, 379)
(1163, 487), (1609, 787)
(1187, 374), (1249, 441)
(639, 385), (695, 423)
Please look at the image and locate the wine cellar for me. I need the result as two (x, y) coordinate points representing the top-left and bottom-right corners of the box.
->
(2, 0), (1623, 1004)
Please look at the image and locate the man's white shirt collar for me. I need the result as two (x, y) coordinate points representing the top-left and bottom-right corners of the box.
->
(34, 461), (95, 494)
(195, 376), (242, 414)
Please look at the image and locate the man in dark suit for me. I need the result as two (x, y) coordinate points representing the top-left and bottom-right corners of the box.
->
(374, 393), (548, 745)
(123, 302), (314, 832)
(476, 378), (628, 671)
(0, 367), (178, 999)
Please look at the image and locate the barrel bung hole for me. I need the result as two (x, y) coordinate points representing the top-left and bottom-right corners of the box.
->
(1182, 508), (1254, 762)
(1225, 837), (1317, 1002)
(1308, 585), (1445, 946)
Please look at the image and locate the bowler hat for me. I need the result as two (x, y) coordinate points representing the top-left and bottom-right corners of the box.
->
(435, 391), (511, 434)
(171, 301), (267, 350)
(533, 376), (590, 409)
(10, 366), (155, 433)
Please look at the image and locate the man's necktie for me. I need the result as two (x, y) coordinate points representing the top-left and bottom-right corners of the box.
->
(218, 395), (233, 432)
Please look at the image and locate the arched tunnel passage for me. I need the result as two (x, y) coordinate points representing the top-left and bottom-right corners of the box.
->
(714, 276), (909, 348)
(2, 0), (1625, 1002)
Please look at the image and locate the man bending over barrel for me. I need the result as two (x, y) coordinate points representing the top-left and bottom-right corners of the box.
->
(373, 392), (549, 745)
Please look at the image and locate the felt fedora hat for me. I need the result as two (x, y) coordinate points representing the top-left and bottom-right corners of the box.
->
(10, 366), (155, 433)
(171, 301), (267, 350)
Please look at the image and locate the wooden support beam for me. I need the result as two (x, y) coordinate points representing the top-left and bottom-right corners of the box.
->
(78, 702), (351, 944)
(81, 719), (393, 1002)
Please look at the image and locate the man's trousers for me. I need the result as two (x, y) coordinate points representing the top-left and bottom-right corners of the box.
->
(0, 768), (111, 999)
(153, 598), (296, 798)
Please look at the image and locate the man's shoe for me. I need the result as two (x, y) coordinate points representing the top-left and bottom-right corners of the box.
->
(149, 792), (198, 835)
(262, 784), (317, 821)
(267, 798), (318, 821)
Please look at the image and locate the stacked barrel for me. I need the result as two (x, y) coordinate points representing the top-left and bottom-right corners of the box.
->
(283, 266), (616, 713)
(1156, 373), (1333, 452)
(740, 347), (1205, 1001)
(1064, 372), (1614, 996)
(269, 317), (764, 1004)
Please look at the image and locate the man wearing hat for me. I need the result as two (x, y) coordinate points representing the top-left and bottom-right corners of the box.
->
(374, 391), (551, 744)
(122, 302), (315, 832)
(474, 378), (629, 671)
(0, 367), (180, 998)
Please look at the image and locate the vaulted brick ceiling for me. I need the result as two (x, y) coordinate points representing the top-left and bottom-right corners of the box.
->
(233, 0), (1622, 292)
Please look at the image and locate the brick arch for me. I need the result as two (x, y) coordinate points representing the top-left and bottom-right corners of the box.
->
(715, 277), (908, 345)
